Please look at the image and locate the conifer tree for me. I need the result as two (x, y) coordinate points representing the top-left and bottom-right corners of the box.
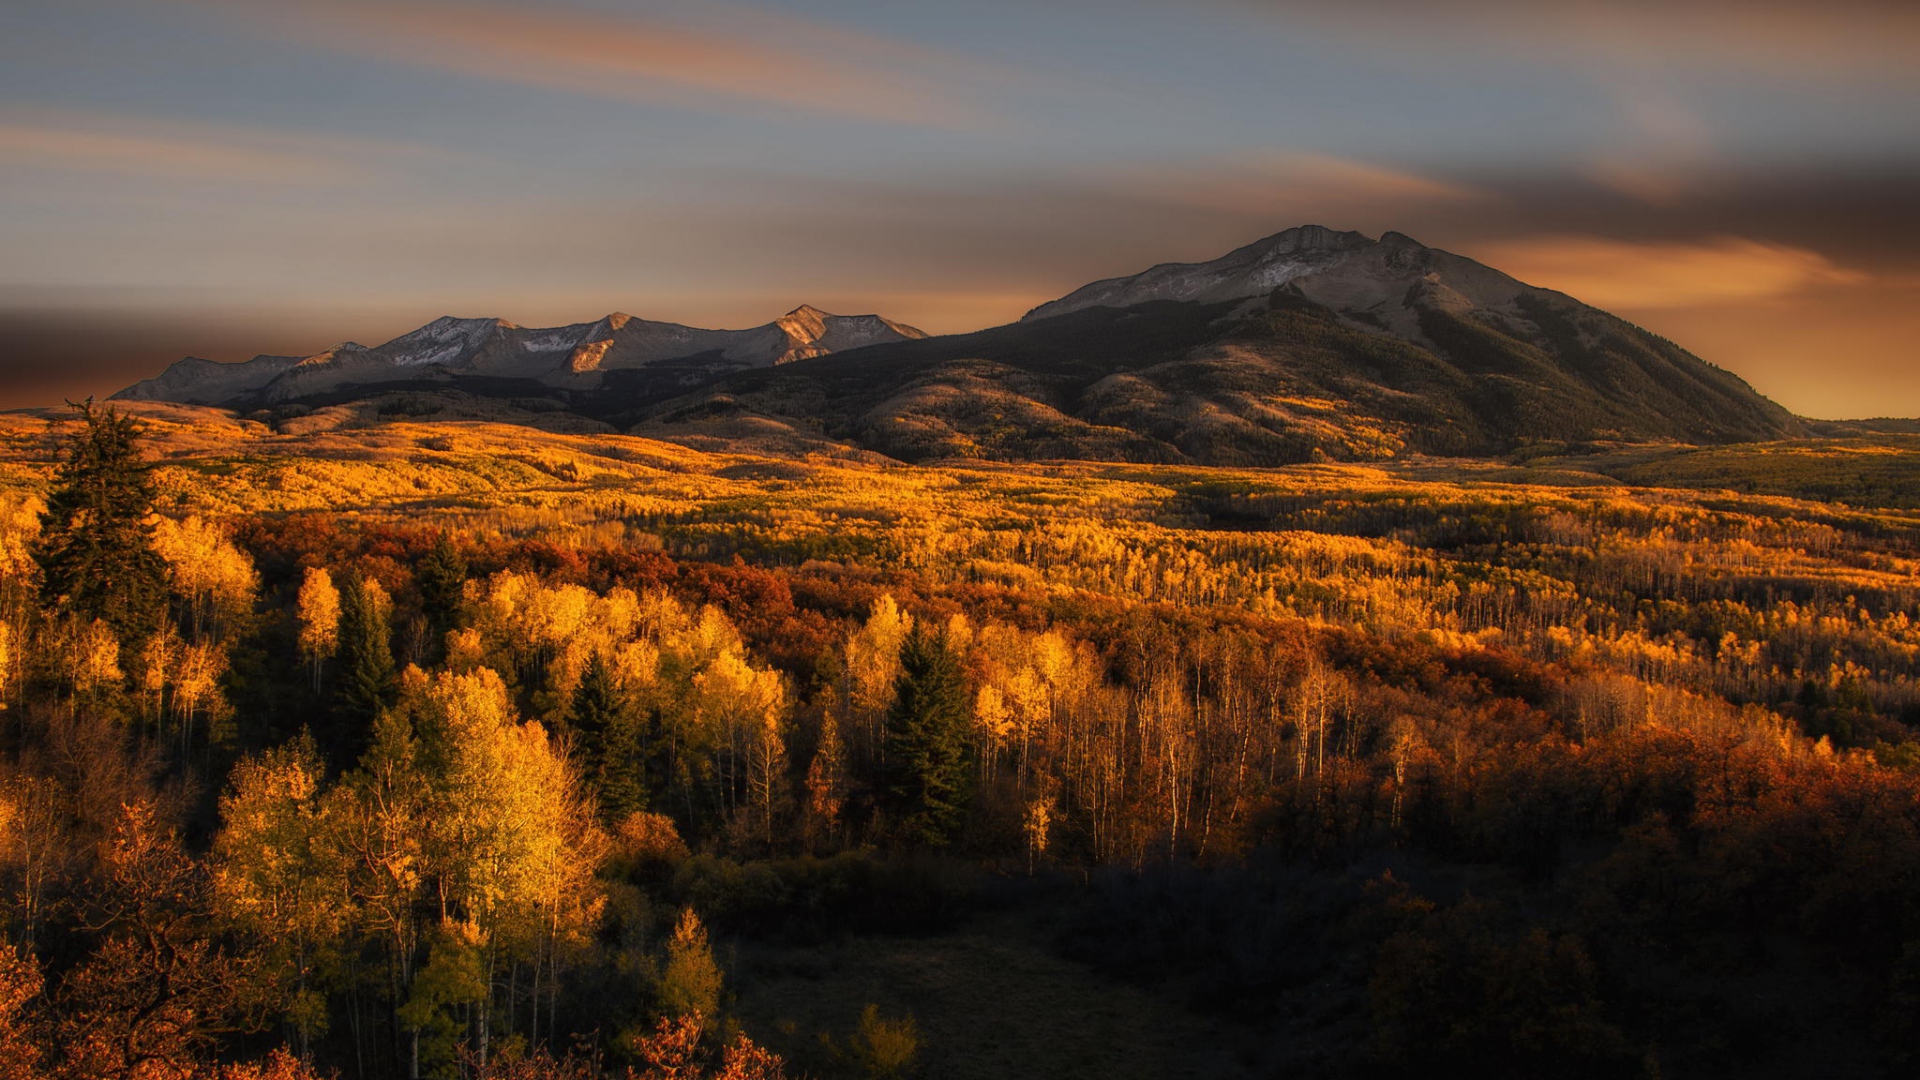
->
(882, 627), (973, 847)
(334, 574), (395, 727)
(414, 533), (466, 643)
(573, 651), (647, 821)
(34, 400), (168, 649)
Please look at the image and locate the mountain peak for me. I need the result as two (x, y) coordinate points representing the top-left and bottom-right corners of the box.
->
(770, 305), (928, 364)
(111, 303), (930, 406)
(1022, 224), (1380, 323)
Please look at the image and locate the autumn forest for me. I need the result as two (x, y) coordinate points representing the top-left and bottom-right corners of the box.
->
(1, 402), (1918, 1079)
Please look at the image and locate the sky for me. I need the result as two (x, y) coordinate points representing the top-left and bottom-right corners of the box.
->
(0, 0), (1915, 417)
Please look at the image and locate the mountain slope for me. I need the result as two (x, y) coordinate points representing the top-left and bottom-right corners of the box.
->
(632, 228), (1803, 462)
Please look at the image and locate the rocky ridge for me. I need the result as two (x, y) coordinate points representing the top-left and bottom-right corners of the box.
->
(112, 306), (927, 407)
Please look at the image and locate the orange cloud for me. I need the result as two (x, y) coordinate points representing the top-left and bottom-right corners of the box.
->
(0, 108), (440, 183)
(1247, 0), (1920, 80)
(0, 121), (347, 182)
(1112, 152), (1485, 217)
(219, 0), (1004, 128)
(1473, 235), (1868, 309)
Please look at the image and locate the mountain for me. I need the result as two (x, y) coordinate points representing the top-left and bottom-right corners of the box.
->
(1021, 224), (1379, 321)
(112, 306), (927, 408)
(628, 226), (1805, 463)
(111, 226), (1806, 463)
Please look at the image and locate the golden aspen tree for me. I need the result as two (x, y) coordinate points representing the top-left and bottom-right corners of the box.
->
(1022, 795), (1052, 875)
(136, 625), (178, 733)
(71, 618), (122, 702)
(401, 666), (607, 1069)
(214, 733), (345, 1060)
(171, 639), (229, 753)
(612, 639), (661, 692)
(0, 494), (42, 597)
(1294, 658), (1336, 786)
(444, 626), (486, 673)
(847, 596), (912, 714)
(0, 620), (14, 712)
(295, 567), (341, 693)
(806, 712), (848, 849)
(1388, 719), (1424, 832)
(845, 595), (912, 763)
(692, 649), (787, 827)
(153, 515), (259, 643)
(326, 708), (432, 1079)
(743, 703), (790, 849)
(972, 683), (1015, 788)
(656, 907), (722, 1020)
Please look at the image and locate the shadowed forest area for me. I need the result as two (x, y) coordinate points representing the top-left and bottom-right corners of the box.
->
(2, 403), (1920, 1078)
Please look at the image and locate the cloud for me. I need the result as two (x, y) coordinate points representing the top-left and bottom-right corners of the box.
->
(214, 0), (1011, 128)
(0, 119), (347, 183)
(0, 108), (441, 183)
(1472, 235), (1868, 309)
(1113, 153), (1486, 216)
(1237, 0), (1920, 80)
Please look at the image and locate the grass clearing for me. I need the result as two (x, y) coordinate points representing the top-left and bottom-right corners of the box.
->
(729, 915), (1253, 1079)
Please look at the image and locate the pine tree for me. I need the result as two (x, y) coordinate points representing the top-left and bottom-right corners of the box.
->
(34, 400), (169, 649)
(573, 651), (647, 821)
(882, 627), (973, 847)
(414, 533), (466, 645)
(334, 574), (395, 728)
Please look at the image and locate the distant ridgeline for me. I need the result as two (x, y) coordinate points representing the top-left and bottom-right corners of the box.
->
(115, 226), (1807, 463)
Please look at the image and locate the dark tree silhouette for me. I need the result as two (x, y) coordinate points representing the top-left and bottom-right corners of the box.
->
(33, 400), (169, 648)
(883, 626), (973, 847)
(416, 532), (467, 646)
(572, 651), (648, 821)
(334, 573), (395, 727)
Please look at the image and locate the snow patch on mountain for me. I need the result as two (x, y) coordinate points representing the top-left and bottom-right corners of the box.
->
(111, 306), (929, 408)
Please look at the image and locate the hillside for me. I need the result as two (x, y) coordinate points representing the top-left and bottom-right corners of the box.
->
(635, 227), (1805, 463)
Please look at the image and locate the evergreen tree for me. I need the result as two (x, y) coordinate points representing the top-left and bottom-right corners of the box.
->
(572, 651), (647, 821)
(34, 400), (169, 648)
(882, 626), (973, 847)
(415, 533), (466, 643)
(334, 574), (395, 728)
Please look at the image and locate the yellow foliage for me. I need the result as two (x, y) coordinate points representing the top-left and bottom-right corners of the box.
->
(153, 515), (259, 640)
(846, 594), (911, 717)
(295, 567), (340, 666)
